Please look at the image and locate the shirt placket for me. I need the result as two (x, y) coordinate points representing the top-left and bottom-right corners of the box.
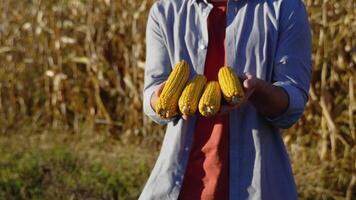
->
(170, 2), (213, 199)
(226, 1), (244, 200)
(195, 1), (213, 75)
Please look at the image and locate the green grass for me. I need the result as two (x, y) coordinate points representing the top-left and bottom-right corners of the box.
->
(0, 127), (158, 200)
(0, 124), (355, 200)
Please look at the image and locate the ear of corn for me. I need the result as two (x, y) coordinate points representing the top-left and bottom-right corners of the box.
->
(218, 66), (244, 105)
(178, 75), (207, 116)
(198, 81), (221, 117)
(155, 60), (190, 118)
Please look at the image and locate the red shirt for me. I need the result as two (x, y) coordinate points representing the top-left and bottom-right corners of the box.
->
(179, 2), (229, 200)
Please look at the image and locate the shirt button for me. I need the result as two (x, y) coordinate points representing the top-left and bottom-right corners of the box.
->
(175, 180), (180, 186)
(199, 44), (207, 50)
(185, 147), (189, 151)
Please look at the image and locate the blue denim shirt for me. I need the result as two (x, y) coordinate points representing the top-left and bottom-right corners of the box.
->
(141, 0), (312, 199)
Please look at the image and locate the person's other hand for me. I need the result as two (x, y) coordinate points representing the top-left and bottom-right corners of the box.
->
(217, 72), (258, 116)
(242, 72), (258, 99)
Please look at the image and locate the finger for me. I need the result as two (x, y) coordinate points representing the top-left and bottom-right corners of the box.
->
(157, 82), (165, 95)
(243, 72), (253, 79)
(155, 82), (166, 96)
(241, 72), (251, 87)
(182, 115), (189, 120)
(244, 76), (258, 90)
(243, 78), (255, 89)
(150, 93), (158, 111)
(154, 88), (160, 97)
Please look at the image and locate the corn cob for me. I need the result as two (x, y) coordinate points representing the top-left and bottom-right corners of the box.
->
(218, 66), (245, 105)
(198, 81), (221, 117)
(155, 60), (190, 118)
(178, 75), (207, 116)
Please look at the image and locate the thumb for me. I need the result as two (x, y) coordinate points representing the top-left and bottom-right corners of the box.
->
(242, 72), (256, 89)
(155, 82), (166, 97)
(242, 72), (253, 80)
(243, 78), (254, 89)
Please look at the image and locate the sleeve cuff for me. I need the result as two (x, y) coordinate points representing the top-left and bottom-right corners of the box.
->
(265, 81), (306, 129)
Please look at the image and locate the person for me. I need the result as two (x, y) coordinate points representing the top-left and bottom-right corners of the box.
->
(140, 0), (312, 199)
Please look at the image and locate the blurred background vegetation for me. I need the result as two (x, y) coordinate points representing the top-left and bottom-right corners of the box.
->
(0, 0), (354, 199)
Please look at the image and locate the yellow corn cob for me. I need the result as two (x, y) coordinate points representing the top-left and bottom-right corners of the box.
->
(178, 75), (207, 116)
(155, 60), (190, 118)
(218, 66), (245, 105)
(198, 81), (221, 117)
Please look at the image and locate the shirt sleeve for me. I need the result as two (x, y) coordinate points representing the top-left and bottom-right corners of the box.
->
(266, 0), (312, 128)
(143, 3), (177, 125)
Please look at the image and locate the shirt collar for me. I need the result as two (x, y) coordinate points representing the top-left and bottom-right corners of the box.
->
(189, 0), (206, 6)
(189, 0), (239, 6)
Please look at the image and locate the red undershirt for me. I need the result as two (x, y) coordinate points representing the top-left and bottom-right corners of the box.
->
(179, 2), (229, 200)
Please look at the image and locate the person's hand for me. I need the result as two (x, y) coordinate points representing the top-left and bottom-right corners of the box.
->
(242, 72), (258, 99)
(150, 82), (165, 113)
(217, 72), (259, 116)
(150, 82), (187, 120)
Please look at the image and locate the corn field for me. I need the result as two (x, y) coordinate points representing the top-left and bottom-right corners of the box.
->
(0, 0), (355, 199)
